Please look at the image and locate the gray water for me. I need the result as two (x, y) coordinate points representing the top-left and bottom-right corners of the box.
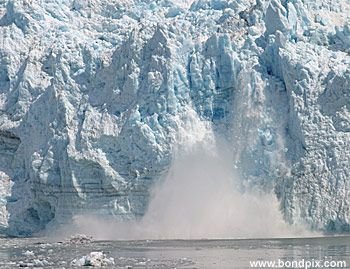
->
(0, 236), (349, 268)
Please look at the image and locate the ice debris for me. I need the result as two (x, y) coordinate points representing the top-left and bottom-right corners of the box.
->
(71, 252), (115, 267)
(67, 234), (93, 244)
(23, 250), (35, 257)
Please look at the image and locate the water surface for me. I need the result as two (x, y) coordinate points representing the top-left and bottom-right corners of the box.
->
(0, 236), (349, 268)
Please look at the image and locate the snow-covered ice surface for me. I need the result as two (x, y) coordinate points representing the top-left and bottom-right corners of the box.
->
(0, 0), (349, 236)
(0, 236), (349, 268)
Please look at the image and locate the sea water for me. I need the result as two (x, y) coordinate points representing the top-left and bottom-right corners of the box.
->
(0, 236), (349, 268)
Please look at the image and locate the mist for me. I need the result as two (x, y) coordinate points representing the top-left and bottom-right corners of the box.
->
(51, 109), (315, 240)
(66, 149), (310, 240)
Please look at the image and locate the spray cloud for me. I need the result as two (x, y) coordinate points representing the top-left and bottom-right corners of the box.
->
(57, 108), (312, 240)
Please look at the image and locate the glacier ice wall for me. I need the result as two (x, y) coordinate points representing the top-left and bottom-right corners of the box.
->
(0, 0), (349, 235)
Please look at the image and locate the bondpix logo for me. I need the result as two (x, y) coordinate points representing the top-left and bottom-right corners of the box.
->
(249, 258), (348, 269)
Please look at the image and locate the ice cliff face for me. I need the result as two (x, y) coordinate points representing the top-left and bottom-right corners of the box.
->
(0, 0), (349, 236)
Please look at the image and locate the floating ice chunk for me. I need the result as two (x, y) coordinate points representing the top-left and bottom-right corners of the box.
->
(23, 250), (35, 257)
(67, 234), (93, 244)
(71, 252), (115, 267)
(33, 259), (44, 267)
(19, 262), (34, 267)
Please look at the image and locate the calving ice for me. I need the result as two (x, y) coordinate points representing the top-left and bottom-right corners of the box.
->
(0, 0), (349, 237)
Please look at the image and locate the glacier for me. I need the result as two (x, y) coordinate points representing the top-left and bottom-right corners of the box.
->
(0, 0), (349, 236)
